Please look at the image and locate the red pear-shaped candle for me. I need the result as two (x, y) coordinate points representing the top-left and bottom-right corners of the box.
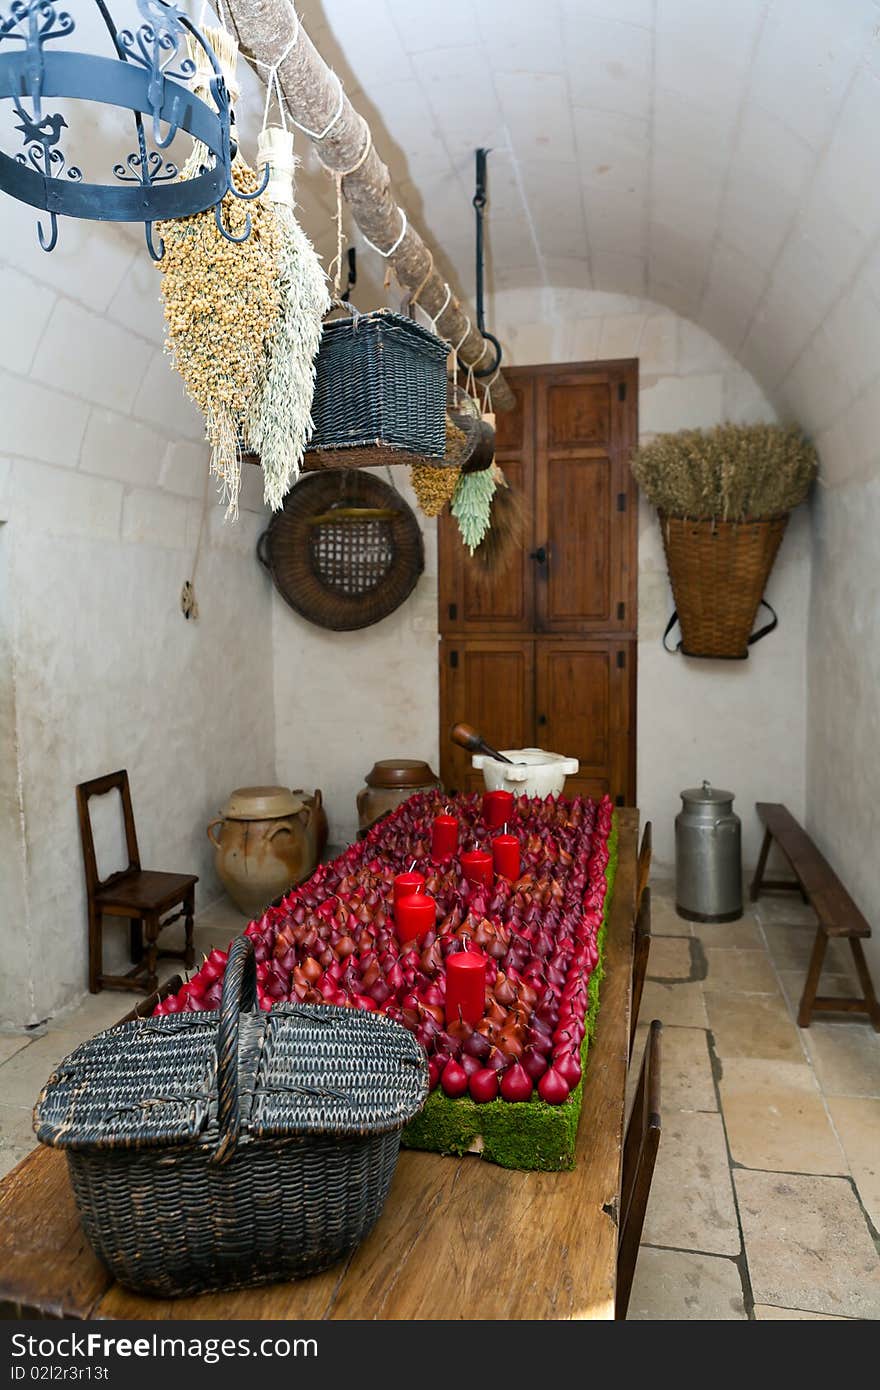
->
(445, 948), (487, 1027)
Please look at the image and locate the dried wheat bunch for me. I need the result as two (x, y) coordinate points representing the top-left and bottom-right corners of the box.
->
(630, 422), (817, 521)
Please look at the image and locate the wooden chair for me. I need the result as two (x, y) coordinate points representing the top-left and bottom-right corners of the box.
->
(636, 819), (652, 909)
(629, 886), (652, 1061)
(76, 770), (197, 995)
(617, 1018), (662, 1319)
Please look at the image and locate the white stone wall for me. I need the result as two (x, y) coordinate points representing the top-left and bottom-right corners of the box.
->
(0, 205), (276, 1028)
(272, 287), (810, 870)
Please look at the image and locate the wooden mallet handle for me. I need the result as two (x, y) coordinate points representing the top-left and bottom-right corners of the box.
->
(450, 723), (514, 765)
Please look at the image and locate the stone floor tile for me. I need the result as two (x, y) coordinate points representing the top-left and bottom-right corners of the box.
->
(0, 1029), (90, 1108)
(763, 924), (856, 978)
(778, 969), (857, 1015)
(645, 891), (694, 938)
(703, 947), (780, 995)
(705, 991), (805, 1063)
(629, 1024), (717, 1114)
(691, 919), (763, 950)
(0, 1034), (32, 1065)
(753, 1304), (852, 1319)
(628, 1247), (746, 1320)
(719, 1058), (847, 1175)
(642, 1110), (740, 1256)
(647, 936), (692, 980)
(827, 1096), (880, 1229)
(804, 1022), (880, 1098)
(639, 978), (708, 1029)
(735, 1170), (880, 1319)
(0, 1104), (37, 1181)
(753, 894), (819, 927)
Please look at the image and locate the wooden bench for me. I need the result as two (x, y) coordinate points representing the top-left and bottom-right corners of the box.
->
(751, 803), (880, 1031)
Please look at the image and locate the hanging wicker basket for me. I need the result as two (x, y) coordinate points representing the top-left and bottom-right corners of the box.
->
(257, 469), (424, 631)
(303, 307), (448, 470)
(659, 513), (789, 659)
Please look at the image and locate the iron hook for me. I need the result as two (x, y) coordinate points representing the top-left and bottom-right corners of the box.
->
(214, 200), (251, 244)
(37, 211), (58, 253)
(144, 221), (165, 261)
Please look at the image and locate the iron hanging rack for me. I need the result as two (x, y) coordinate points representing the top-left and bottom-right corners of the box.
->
(471, 145), (502, 378)
(0, 0), (267, 261)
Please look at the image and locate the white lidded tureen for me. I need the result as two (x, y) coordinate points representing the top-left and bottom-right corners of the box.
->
(471, 747), (580, 798)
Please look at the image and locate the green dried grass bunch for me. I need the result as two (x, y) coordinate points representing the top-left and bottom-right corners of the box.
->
(631, 423), (817, 521)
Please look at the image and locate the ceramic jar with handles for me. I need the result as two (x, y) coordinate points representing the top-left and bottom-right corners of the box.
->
(207, 786), (323, 916)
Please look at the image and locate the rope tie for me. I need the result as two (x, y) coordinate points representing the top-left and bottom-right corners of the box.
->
(361, 206), (408, 258)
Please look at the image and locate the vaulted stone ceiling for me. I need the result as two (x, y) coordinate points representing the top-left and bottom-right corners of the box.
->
(295, 0), (880, 455)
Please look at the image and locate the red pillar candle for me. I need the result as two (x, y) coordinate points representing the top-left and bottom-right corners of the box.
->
(393, 871), (425, 908)
(492, 834), (520, 880)
(461, 849), (493, 888)
(394, 893), (436, 946)
(483, 789), (515, 829)
(431, 813), (459, 862)
(445, 948), (488, 1027)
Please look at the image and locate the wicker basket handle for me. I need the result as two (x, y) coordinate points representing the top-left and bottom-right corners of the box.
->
(213, 935), (258, 1165)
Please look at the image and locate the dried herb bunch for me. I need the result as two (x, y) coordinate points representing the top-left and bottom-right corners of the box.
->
(452, 467), (497, 552)
(159, 163), (281, 519)
(243, 127), (330, 512)
(411, 462), (461, 517)
(631, 423), (817, 521)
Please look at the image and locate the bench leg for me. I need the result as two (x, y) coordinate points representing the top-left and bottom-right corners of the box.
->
(848, 939), (880, 1033)
(798, 927), (828, 1028)
(750, 828), (773, 902)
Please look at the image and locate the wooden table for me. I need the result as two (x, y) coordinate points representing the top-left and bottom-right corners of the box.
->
(0, 810), (637, 1321)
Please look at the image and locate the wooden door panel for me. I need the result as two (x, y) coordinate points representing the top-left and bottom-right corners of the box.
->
(544, 457), (610, 625)
(546, 382), (610, 447)
(535, 366), (637, 635)
(438, 379), (535, 635)
(536, 639), (633, 806)
(439, 639), (534, 794)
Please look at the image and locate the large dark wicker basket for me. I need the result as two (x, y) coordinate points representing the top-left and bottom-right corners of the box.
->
(304, 308), (448, 469)
(34, 937), (427, 1298)
(257, 469), (424, 631)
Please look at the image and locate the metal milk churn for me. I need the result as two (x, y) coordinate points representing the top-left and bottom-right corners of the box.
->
(675, 781), (742, 923)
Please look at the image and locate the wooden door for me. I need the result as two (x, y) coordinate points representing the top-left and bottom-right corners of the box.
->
(440, 639), (535, 795)
(438, 361), (638, 803)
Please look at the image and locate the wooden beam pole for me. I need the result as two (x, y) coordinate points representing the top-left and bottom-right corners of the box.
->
(222, 0), (515, 411)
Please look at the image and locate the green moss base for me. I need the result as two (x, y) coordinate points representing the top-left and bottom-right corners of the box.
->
(401, 817), (619, 1172)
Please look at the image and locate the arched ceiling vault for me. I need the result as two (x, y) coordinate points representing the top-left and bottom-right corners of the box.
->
(291, 0), (880, 449)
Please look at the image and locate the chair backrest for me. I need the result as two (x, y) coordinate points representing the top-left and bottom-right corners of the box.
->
(629, 886), (652, 1061)
(617, 1018), (662, 1319)
(75, 770), (140, 898)
(637, 819), (652, 909)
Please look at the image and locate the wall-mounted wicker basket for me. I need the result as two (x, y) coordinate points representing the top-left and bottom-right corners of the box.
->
(304, 308), (448, 471)
(257, 469), (425, 631)
(660, 513), (789, 659)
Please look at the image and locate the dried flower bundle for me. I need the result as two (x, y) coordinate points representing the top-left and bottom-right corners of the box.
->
(631, 423), (817, 521)
(243, 128), (330, 512)
(411, 462), (461, 517)
(451, 467), (497, 553)
(472, 467), (530, 576)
